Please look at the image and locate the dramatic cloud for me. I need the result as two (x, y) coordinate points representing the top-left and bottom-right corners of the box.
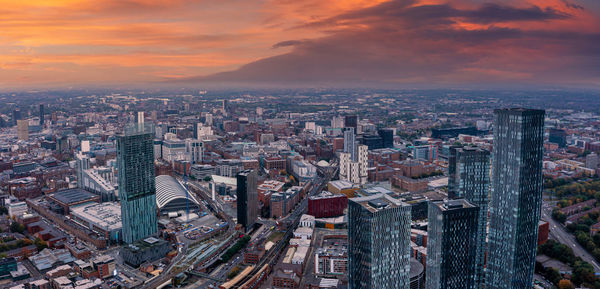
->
(0, 0), (598, 88)
(191, 0), (600, 88)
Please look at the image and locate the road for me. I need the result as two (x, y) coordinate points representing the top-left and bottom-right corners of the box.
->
(228, 165), (336, 288)
(541, 202), (600, 272)
(533, 273), (553, 289)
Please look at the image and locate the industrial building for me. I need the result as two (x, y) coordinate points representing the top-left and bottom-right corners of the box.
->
(47, 188), (100, 215)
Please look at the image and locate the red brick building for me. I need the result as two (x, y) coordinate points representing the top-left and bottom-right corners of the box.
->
(391, 176), (428, 192)
(272, 269), (299, 289)
(538, 221), (549, 245)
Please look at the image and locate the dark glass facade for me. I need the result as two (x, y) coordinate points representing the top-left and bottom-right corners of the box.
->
(39, 104), (44, 125)
(237, 169), (258, 232)
(344, 115), (358, 129)
(486, 108), (545, 289)
(362, 134), (383, 150)
(348, 194), (411, 289)
(426, 199), (479, 289)
(377, 128), (394, 148)
(549, 128), (567, 148)
(118, 123), (157, 244)
(448, 146), (490, 286)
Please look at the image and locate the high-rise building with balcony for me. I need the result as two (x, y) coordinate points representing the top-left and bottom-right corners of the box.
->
(486, 108), (545, 289)
(348, 193), (411, 289)
(118, 123), (157, 244)
(339, 145), (368, 185)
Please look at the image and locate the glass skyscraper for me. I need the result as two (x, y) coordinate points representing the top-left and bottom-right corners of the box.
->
(236, 169), (258, 232)
(348, 193), (411, 289)
(118, 123), (157, 244)
(448, 146), (490, 286)
(344, 128), (357, 161)
(486, 108), (545, 289)
(426, 199), (479, 289)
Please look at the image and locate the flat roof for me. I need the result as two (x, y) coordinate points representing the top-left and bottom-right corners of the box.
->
(70, 202), (121, 232)
(50, 188), (98, 205)
(350, 193), (407, 213)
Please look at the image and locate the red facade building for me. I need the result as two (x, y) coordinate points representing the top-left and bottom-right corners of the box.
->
(308, 192), (347, 218)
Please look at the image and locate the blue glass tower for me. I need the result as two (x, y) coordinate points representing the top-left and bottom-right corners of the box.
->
(348, 194), (412, 289)
(448, 146), (490, 286)
(486, 108), (545, 289)
(426, 199), (479, 289)
(118, 123), (157, 244)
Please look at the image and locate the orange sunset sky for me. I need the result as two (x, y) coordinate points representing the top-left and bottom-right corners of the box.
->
(1, 0), (599, 89)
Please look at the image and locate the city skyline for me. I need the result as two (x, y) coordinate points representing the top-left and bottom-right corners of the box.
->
(0, 0), (599, 89)
(0, 1), (598, 288)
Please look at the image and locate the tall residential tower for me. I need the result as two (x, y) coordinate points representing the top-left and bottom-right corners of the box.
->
(448, 146), (490, 286)
(486, 108), (545, 288)
(348, 194), (411, 289)
(426, 199), (479, 289)
(117, 123), (157, 244)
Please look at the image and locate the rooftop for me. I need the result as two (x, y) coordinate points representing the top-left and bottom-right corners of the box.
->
(48, 188), (98, 205)
(70, 202), (121, 232)
(436, 199), (476, 211)
(350, 193), (407, 213)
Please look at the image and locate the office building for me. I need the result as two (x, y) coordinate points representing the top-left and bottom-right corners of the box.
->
(222, 99), (229, 114)
(39, 104), (44, 126)
(586, 153), (598, 169)
(378, 128), (394, 148)
(237, 170), (258, 232)
(185, 138), (203, 164)
(448, 146), (490, 286)
(117, 123), (157, 244)
(12, 109), (21, 126)
(549, 128), (567, 148)
(194, 123), (213, 139)
(431, 126), (479, 140)
(79, 167), (118, 202)
(348, 194), (411, 289)
(362, 134), (383, 150)
(17, 119), (29, 141)
(331, 116), (344, 128)
(205, 113), (213, 126)
(344, 115), (358, 129)
(486, 108), (545, 289)
(426, 199), (479, 289)
(412, 145), (437, 162)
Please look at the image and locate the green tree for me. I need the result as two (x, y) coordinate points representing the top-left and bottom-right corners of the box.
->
(10, 222), (24, 234)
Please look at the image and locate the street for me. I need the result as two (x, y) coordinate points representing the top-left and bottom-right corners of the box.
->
(541, 201), (600, 272)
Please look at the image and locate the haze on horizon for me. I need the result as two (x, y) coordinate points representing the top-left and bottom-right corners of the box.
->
(1, 0), (599, 90)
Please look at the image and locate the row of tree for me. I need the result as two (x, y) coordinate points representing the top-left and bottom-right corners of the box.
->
(538, 240), (600, 288)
